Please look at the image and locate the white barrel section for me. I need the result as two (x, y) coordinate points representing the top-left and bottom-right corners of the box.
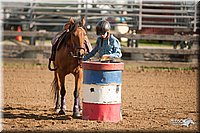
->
(82, 84), (121, 104)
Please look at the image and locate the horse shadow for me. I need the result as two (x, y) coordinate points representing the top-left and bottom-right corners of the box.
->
(3, 106), (82, 121)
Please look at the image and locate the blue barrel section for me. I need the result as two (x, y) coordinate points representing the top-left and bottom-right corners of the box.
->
(83, 70), (122, 84)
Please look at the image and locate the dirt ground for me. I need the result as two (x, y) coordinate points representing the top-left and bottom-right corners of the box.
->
(2, 61), (199, 132)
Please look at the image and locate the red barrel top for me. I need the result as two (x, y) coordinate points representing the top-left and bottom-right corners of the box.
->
(82, 61), (124, 71)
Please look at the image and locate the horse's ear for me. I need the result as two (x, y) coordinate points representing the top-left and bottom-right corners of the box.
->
(81, 17), (86, 26)
(64, 21), (71, 30)
(69, 17), (75, 24)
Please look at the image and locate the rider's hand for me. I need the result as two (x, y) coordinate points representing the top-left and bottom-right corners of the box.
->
(102, 54), (110, 58)
(101, 54), (111, 60)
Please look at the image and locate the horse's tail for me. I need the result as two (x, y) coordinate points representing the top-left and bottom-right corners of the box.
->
(51, 76), (59, 103)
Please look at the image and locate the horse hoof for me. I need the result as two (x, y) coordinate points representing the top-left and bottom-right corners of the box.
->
(58, 109), (66, 115)
(54, 108), (60, 114)
(79, 110), (82, 114)
(73, 112), (81, 118)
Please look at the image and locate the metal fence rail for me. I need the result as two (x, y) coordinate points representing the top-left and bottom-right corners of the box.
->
(2, 0), (199, 32)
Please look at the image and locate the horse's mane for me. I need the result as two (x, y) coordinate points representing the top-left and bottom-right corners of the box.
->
(57, 20), (87, 50)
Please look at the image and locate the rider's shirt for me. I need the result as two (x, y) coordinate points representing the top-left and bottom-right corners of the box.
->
(83, 34), (122, 61)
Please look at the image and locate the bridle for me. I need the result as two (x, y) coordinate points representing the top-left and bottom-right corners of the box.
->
(69, 47), (85, 59)
(67, 23), (87, 60)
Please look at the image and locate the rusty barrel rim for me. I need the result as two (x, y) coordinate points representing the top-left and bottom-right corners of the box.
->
(82, 61), (124, 71)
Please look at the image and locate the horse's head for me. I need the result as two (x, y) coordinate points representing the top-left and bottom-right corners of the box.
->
(68, 17), (87, 59)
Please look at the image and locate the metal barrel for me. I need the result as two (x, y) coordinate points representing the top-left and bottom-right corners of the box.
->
(82, 61), (124, 122)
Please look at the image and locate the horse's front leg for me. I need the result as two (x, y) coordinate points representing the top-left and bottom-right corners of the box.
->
(58, 73), (66, 115)
(73, 69), (83, 118)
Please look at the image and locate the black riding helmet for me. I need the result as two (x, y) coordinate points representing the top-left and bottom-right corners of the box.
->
(96, 20), (111, 35)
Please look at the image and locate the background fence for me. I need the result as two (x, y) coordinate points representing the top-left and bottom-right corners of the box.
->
(1, 0), (199, 62)
(2, 0), (199, 36)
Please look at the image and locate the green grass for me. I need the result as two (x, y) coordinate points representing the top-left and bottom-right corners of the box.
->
(123, 62), (195, 71)
(140, 66), (194, 71)
(85, 37), (174, 48)
(120, 40), (173, 47)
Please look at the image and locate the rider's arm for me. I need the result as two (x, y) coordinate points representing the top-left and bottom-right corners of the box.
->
(109, 38), (122, 58)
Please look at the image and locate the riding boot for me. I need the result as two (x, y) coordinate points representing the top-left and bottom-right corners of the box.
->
(48, 45), (57, 71)
(49, 44), (57, 61)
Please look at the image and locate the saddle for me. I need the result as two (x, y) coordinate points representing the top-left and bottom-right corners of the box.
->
(51, 30), (68, 51)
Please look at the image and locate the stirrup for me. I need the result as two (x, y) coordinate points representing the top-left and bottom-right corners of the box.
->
(49, 57), (55, 61)
(48, 58), (57, 71)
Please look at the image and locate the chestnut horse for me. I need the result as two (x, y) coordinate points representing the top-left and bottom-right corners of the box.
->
(49, 17), (90, 117)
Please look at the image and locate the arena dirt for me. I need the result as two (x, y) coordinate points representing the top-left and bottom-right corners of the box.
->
(2, 61), (199, 132)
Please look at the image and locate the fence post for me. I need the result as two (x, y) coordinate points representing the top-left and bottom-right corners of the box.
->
(139, 0), (142, 30)
(29, 25), (36, 45)
(29, 0), (36, 45)
(84, 0), (88, 26)
(193, 0), (197, 32)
